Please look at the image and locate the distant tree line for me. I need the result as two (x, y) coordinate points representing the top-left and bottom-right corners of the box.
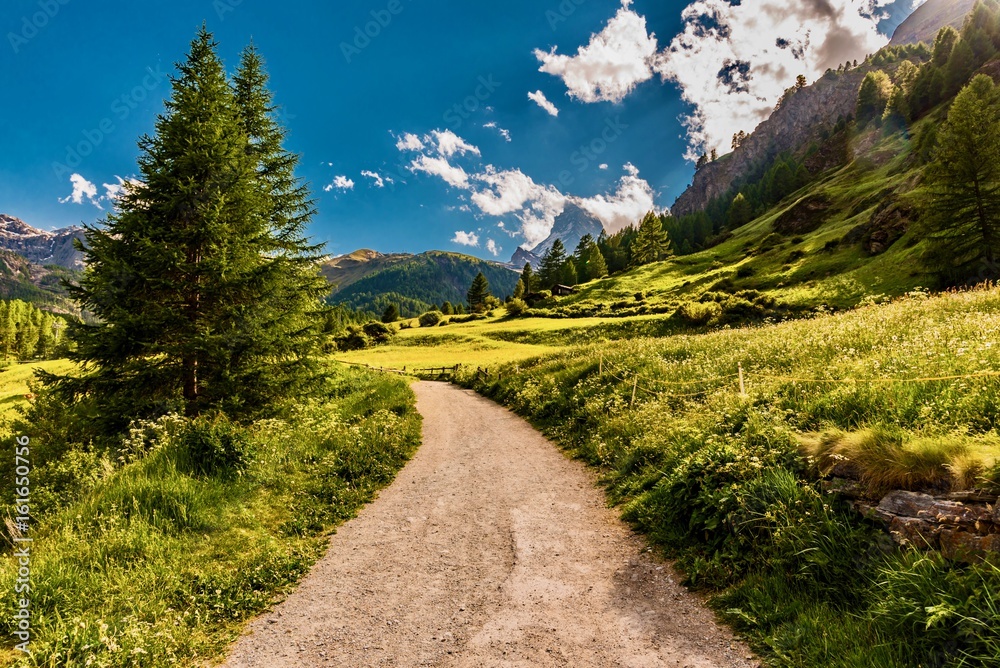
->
(0, 299), (69, 361)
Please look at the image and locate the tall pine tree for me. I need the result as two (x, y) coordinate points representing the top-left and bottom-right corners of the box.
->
(43, 28), (329, 435)
(538, 239), (567, 287)
(921, 74), (1000, 281)
(467, 272), (492, 312)
(630, 212), (671, 267)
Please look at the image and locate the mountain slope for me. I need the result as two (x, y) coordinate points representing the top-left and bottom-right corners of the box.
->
(890, 0), (974, 45)
(322, 250), (521, 316)
(0, 214), (85, 270)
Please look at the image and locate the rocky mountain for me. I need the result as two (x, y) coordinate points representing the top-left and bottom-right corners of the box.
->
(322, 249), (520, 317)
(890, 0), (974, 46)
(510, 247), (540, 269)
(671, 0), (975, 217)
(0, 214), (85, 270)
(672, 67), (874, 216)
(509, 202), (605, 268)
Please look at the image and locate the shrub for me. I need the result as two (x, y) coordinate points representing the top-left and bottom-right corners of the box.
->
(674, 301), (722, 326)
(736, 265), (755, 278)
(362, 321), (395, 344)
(176, 416), (252, 478)
(336, 326), (369, 351)
(505, 298), (528, 317)
(418, 311), (441, 327)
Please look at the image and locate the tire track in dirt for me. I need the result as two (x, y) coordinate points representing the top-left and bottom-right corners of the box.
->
(221, 381), (756, 667)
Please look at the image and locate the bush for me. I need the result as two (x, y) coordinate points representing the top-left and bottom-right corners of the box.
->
(418, 311), (442, 327)
(674, 301), (722, 326)
(177, 416), (252, 478)
(736, 265), (755, 278)
(362, 321), (395, 344)
(505, 298), (528, 317)
(336, 326), (369, 351)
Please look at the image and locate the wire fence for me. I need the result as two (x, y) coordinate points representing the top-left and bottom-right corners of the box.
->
(338, 355), (1000, 406)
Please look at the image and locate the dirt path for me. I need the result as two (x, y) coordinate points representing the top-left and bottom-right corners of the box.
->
(222, 381), (756, 668)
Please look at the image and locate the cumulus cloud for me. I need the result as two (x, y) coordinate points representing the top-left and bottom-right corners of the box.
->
(409, 155), (470, 189)
(484, 122), (512, 142)
(656, 0), (891, 158)
(599, 163), (609, 170)
(486, 239), (501, 256)
(534, 0), (660, 103)
(430, 129), (481, 158)
(361, 170), (386, 188)
(470, 166), (567, 247)
(400, 128), (659, 249)
(527, 90), (560, 117)
(58, 173), (100, 207)
(576, 163), (657, 233)
(451, 230), (480, 247)
(324, 175), (355, 192)
(100, 176), (143, 204)
(395, 132), (425, 151)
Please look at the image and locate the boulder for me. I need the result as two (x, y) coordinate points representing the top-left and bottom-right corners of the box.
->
(889, 516), (940, 548)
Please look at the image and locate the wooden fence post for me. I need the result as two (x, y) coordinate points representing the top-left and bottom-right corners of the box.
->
(599, 353), (603, 375)
(631, 375), (638, 406)
(738, 363), (746, 397)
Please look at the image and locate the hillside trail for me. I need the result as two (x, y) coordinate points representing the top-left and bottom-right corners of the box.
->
(221, 381), (756, 668)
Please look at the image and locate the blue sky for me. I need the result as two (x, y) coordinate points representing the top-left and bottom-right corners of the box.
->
(1, 0), (919, 261)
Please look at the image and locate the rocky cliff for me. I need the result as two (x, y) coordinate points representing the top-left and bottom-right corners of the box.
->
(671, 68), (870, 216)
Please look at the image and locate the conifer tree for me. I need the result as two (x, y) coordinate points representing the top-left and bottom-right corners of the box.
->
(538, 239), (567, 287)
(728, 192), (752, 228)
(381, 304), (399, 323)
(512, 279), (525, 299)
(43, 28), (329, 435)
(559, 260), (578, 286)
(467, 272), (492, 313)
(521, 262), (537, 291)
(921, 74), (1000, 281)
(630, 212), (671, 267)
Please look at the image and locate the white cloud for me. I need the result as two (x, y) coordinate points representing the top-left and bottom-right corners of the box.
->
(361, 170), (386, 188)
(575, 163), (657, 233)
(656, 0), (890, 158)
(100, 175), (143, 204)
(484, 122), (512, 142)
(324, 175), (355, 192)
(395, 132), (425, 151)
(486, 239), (501, 256)
(527, 90), (560, 117)
(599, 163), (609, 170)
(534, 0), (659, 103)
(58, 173), (100, 207)
(409, 155), (470, 189)
(451, 230), (480, 247)
(430, 129), (481, 158)
(400, 128), (658, 249)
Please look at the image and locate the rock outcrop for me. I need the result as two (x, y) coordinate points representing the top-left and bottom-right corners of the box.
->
(672, 69), (870, 217)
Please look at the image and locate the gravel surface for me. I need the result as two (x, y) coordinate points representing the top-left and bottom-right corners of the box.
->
(221, 381), (757, 668)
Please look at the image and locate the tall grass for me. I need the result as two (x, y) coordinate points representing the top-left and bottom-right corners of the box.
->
(0, 366), (420, 667)
(460, 286), (1000, 667)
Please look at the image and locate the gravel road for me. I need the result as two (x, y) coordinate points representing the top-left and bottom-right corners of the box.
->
(221, 381), (756, 668)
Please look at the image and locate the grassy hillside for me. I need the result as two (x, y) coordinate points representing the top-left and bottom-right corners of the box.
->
(450, 287), (1000, 667)
(323, 250), (520, 317)
(0, 365), (420, 667)
(522, 122), (940, 321)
